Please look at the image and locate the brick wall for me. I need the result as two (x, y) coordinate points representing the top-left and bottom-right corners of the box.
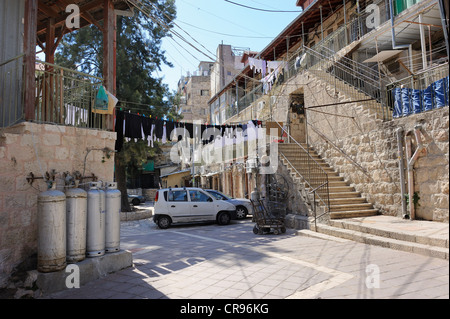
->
(0, 122), (116, 287)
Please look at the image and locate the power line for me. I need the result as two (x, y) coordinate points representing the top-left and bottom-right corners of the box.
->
(224, 0), (302, 13)
(177, 19), (274, 39)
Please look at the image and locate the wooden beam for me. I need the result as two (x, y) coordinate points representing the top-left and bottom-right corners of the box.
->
(24, 0), (38, 121)
(37, 0), (61, 19)
(37, 0), (104, 36)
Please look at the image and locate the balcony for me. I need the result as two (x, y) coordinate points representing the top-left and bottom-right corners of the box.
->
(1, 55), (113, 130)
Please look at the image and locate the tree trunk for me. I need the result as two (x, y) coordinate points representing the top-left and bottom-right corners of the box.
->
(115, 153), (132, 212)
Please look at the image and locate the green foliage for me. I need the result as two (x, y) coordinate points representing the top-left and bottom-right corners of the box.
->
(54, 0), (178, 210)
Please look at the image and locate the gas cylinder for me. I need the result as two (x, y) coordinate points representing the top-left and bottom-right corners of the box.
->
(37, 184), (66, 272)
(105, 182), (121, 253)
(65, 183), (87, 263)
(86, 182), (105, 257)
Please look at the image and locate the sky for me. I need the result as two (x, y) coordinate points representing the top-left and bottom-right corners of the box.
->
(155, 0), (303, 93)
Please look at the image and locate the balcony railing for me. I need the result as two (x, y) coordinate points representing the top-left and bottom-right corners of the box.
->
(1, 56), (112, 130)
(386, 62), (449, 118)
(35, 61), (111, 129)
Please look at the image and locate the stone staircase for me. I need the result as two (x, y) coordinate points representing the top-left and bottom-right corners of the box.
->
(278, 143), (449, 260)
(279, 143), (379, 219)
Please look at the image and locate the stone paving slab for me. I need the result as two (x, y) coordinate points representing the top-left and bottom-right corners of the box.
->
(39, 218), (449, 300)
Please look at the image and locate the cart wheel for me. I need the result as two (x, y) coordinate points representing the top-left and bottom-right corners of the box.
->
(273, 229), (279, 235)
(281, 227), (286, 233)
(253, 225), (259, 234)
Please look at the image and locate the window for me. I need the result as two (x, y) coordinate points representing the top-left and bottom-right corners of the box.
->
(208, 191), (228, 200)
(168, 190), (188, 202)
(189, 190), (212, 202)
(200, 90), (209, 96)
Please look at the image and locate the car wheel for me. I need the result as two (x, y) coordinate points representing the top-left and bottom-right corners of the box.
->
(131, 198), (140, 206)
(157, 215), (171, 229)
(217, 212), (231, 225)
(235, 206), (248, 219)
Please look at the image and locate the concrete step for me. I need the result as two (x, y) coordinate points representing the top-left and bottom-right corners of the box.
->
(330, 202), (374, 212)
(329, 219), (449, 249)
(330, 209), (379, 219)
(297, 219), (449, 260)
(329, 197), (367, 205)
(329, 191), (361, 198)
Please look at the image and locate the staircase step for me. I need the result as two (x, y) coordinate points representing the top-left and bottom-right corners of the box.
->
(328, 186), (356, 192)
(330, 203), (374, 212)
(298, 223), (448, 260)
(330, 209), (379, 219)
(329, 191), (361, 198)
(329, 219), (449, 249)
(329, 197), (367, 205)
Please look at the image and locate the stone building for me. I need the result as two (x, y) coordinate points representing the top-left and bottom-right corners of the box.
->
(177, 61), (214, 123)
(204, 0), (449, 226)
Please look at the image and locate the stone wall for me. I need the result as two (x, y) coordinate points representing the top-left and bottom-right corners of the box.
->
(0, 121), (116, 287)
(297, 72), (449, 222)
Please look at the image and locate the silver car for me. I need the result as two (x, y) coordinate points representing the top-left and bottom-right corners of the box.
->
(205, 189), (253, 219)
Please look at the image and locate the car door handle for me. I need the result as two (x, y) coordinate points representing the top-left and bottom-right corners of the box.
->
(193, 205), (198, 207)
(171, 205), (176, 208)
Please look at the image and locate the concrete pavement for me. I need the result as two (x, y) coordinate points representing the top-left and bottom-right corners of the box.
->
(40, 218), (449, 300)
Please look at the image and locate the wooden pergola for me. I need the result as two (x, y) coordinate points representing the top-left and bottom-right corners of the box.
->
(23, 0), (133, 128)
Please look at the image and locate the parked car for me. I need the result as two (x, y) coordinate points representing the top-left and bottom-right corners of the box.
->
(205, 189), (253, 219)
(128, 194), (146, 206)
(153, 187), (237, 229)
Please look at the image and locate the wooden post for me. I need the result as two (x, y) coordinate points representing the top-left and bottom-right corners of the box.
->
(23, 0), (38, 121)
(103, 0), (116, 130)
(45, 17), (55, 122)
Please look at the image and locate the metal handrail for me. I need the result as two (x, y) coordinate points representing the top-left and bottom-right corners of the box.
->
(272, 120), (330, 215)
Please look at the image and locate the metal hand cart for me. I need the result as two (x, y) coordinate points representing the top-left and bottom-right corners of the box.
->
(250, 199), (286, 235)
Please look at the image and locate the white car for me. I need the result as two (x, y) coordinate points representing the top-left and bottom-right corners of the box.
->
(153, 187), (237, 229)
(205, 189), (253, 219)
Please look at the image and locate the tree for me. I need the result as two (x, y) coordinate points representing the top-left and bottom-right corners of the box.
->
(55, 0), (177, 211)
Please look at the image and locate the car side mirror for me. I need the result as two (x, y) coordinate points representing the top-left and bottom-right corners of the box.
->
(207, 198), (213, 202)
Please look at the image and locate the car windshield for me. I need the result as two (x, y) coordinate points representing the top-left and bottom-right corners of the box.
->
(207, 190), (229, 200)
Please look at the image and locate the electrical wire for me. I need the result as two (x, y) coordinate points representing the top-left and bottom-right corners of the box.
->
(224, 0), (302, 13)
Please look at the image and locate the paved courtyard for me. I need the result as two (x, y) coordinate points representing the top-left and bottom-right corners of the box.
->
(42, 218), (449, 300)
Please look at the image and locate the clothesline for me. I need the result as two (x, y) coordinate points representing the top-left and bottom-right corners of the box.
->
(114, 109), (263, 152)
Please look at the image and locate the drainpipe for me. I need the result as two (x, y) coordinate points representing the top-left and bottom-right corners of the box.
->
(388, 0), (410, 50)
(396, 128), (408, 219)
(404, 125), (426, 220)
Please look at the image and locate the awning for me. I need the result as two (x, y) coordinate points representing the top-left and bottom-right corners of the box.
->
(363, 50), (404, 63)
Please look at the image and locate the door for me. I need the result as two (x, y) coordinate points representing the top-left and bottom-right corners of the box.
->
(167, 190), (190, 223)
(188, 189), (215, 221)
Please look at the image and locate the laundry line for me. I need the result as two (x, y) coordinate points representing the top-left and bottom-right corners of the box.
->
(114, 109), (263, 153)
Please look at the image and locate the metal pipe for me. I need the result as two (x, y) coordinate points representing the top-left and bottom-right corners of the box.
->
(396, 127), (408, 218)
(419, 14), (428, 69)
(404, 135), (414, 219)
(405, 125), (426, 220)
(388, 0), (410, 50)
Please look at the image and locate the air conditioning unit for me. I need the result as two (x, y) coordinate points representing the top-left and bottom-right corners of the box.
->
(257, 101), (265, 110)
(246, 159), (256, 169)
(270, 96), (277, 106)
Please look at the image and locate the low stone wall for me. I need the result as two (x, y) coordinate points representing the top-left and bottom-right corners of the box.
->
(0, 122), (116, 288)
